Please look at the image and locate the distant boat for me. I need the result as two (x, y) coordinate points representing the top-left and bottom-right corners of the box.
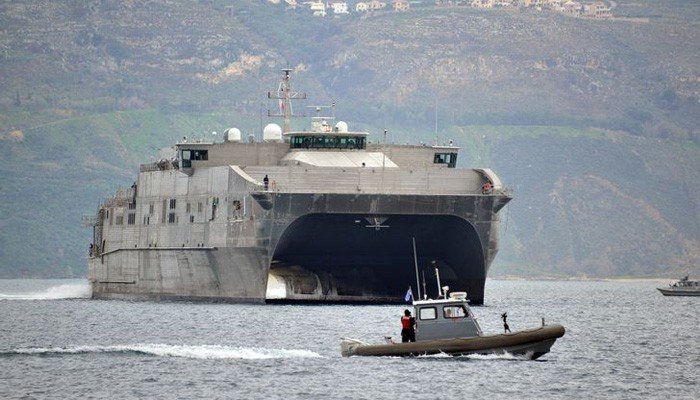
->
(657, 276), (700, 297)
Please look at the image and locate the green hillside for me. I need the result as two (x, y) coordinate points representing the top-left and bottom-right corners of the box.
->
(0, 0), (698, 277)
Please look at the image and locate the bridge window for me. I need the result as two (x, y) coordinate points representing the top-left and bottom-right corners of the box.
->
(127, 213), (136, 225)
(433, 152), (457, 168)
(181, 149), (208, 168)
(419, 307), (437, 320)
(290, 135), (365, 150)
(192, 150), (208, 160)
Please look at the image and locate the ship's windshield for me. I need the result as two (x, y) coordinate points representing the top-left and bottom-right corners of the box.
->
(290, 135), (365, 150)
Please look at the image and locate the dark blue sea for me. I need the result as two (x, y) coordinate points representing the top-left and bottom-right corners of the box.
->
(0, 279), (697, 399)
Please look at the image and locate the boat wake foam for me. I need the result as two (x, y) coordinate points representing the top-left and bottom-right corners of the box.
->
(0, 283), (91, 300)
(416, 351), (533, 361)
(0, 344), (323, 360)
(461, 352), (533, 361)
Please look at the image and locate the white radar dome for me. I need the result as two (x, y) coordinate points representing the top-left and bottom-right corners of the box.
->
(263, 123), (283, 142)
(335, 121), (348, 133)
(224, 127), (241, 142)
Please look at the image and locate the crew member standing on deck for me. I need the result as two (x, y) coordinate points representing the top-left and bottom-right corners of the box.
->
(401, 309), (416, 342)
(263, 174), (269, 190)
(502, 312), (511, 333)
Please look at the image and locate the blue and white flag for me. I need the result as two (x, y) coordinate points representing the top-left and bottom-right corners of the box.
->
(404, 287), (413, 302)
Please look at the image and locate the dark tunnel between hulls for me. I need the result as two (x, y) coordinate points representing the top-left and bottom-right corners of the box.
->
(269, 214), (487, 304)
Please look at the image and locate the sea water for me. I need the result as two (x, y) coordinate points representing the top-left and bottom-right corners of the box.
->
(0, 279), (697, 399)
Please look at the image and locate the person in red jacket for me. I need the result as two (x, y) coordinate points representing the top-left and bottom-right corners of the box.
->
(401, 309), (416, 342)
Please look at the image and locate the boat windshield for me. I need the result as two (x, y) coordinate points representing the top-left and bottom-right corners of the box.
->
(443, 305), (468, 318)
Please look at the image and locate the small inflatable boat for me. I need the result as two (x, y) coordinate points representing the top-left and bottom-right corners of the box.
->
(341, 291), (565, 360)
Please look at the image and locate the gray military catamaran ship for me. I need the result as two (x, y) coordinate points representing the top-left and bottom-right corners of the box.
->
(85, 70), (511, 304)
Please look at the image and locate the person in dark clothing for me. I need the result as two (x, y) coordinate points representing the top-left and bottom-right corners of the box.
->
(502, 312), (511, 333)
(263, 174), (269, 190)
(401, 309), (416, 342)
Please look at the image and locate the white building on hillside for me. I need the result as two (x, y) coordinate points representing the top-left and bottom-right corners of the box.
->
(392, 0), (410, 11)
(328, 0), (350, 14)
(307, 0), (327, 16)
(472, 0), (494, 8)
(367, 0), (387, 10)
(562, 0), (582, 15)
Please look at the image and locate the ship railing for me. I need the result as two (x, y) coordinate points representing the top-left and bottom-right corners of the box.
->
(99, 185), (139, 208)
(81, 215), (98, 227)
(102, 188), (129, 207)
(497, 186), (514, 197)
(140, 159), (177, 172)
(253, 184), (515, 196)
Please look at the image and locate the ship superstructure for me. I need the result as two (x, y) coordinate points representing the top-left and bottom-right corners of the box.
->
(86, 71), (511, 304)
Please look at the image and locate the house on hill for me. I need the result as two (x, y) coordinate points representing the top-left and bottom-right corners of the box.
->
(328, 0), (350, 14)
(583, 1), (612, 18)
(472, 0), (494, 8)
(393, 0), (410, 11)
(356, 1), (369, 11)
(548, 0), (566, 11)
(367, 0), (388, 11)
(493, 0), (514, 7)
(307, 0), (327, 16)
(562, 0), (582, 15)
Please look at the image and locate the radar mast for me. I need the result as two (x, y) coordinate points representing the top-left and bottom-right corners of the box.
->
(267, 69), (307, 133)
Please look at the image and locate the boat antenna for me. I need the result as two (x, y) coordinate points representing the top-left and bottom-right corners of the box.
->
(421, 270), (427, 300)
(433, 260), (443, 298)
(412, 237), (422, 301)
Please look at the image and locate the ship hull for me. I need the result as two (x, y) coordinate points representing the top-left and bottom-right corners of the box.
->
(89, 161), (510, 305)
(90, 247), (269, 303)
(657, 288), (700, 296)
(90, 192), (508, 304)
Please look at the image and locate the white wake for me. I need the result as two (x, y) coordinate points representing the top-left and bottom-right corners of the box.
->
(2, 344), (323, 360)
(417, 351), (532, 361)
(461, 352), (533, 361)
(0, 283), (91, 300)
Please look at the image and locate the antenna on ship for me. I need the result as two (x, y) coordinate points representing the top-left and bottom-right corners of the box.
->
(412, 237), (422, 302)
(433, 260), (443, 298)
(267, 68), (307, 133)
(434, 95), (439, 146)
(307, 105), (335, 132)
